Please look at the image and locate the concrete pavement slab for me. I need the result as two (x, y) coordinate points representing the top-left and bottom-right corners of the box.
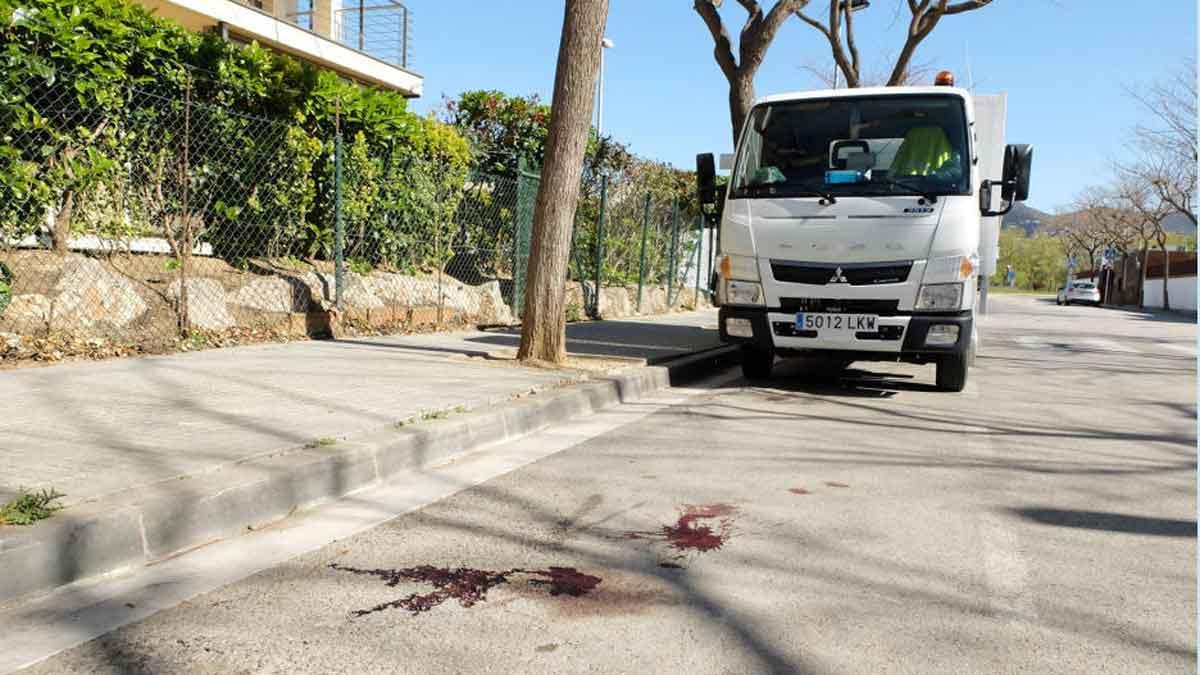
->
(0, 310), (724, 604)
(0, 310), (720, 508)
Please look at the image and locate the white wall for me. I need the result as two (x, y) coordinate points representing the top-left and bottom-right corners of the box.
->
(1143, 275), (1197, 311)
(680, 226), (716, 293)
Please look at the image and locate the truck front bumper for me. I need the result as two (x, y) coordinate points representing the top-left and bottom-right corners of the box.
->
(719, 306), (973, 362)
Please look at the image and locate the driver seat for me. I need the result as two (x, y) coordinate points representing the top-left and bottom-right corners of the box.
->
(889, 126), (953, 177)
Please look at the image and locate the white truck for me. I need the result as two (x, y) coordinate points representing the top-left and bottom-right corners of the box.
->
(696, 72), (1032, 392)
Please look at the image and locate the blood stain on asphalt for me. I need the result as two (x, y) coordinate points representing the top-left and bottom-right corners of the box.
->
(824, 481), (850, 488)
(625, 503), (738, 555)
(522, 567), (602, 596)
(788, 488), (812, 495)
(330, 564), (601, 616)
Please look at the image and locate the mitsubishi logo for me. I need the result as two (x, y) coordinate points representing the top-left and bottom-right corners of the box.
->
(828, 267), (849, 284)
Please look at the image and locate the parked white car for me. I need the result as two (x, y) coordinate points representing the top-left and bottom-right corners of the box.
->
(1057, 280), (1101, 306)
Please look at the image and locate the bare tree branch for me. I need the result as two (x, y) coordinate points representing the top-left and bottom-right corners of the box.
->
(843, 2), (861, 76)
(694, 0), (738, 82)
(695, 0), (809, 143)
(796, 0), (992, 89)
(943, 0), (992, 15)
(795, 8), (833, 39)
(1121, 60), (1198, 227)
(741, 0), (803, 72)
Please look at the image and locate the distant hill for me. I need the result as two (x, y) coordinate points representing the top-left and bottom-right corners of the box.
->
(1163, 212), (1195, 234)
(1001, 202), (1051, 234)
(1002, 204), (1195, 235)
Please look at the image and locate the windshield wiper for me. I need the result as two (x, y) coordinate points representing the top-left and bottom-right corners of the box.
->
(738, 181), (837, 204)
(778, 180), (837, 204)
(873, 177), (939, 204)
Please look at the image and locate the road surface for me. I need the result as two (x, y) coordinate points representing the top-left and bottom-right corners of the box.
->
(9, 295), (1196, 674)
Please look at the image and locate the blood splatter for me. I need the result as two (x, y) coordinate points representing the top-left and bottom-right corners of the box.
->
(824, 481), (850, 488)
(788, 488), (812, 495)
(624, 503), (738, 557)
(522, 566), (602, 597)
(330, 563), (601, 616)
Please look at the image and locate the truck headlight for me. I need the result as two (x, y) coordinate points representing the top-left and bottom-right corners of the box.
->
(723, 279), (765, 306)
(924, 255), (979, 284)
(915, 283), (963, 311)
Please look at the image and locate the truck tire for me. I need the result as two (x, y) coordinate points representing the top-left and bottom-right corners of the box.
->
(936, 352), (969, 392)
(741, 346), (774, 381)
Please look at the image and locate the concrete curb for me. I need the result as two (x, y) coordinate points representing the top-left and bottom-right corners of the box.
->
(0, 346), (737, 606)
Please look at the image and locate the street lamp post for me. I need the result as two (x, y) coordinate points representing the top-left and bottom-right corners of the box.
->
(831, 0), (869, 89)
(596, 37), (614, 136)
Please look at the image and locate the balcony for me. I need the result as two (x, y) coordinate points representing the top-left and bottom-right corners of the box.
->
(235, 0), (411, 70)
(136, 0), (422, 96)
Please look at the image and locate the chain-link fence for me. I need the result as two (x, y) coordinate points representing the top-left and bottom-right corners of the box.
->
(0, 69), (704, 361)
(569, 173), (705, 319)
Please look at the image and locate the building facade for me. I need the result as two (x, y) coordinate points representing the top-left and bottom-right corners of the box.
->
(133, 0), (421, 96)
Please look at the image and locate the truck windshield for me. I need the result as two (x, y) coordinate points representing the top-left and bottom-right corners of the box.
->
(731, 94), (971, 200)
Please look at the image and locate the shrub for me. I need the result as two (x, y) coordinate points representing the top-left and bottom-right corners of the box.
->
(0, 0), (472, 275)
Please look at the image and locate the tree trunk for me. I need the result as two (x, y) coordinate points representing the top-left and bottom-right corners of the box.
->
(52, 190), (75, 254)
(517, 0), (609, 365)
(1138, 246), (1148, 309)
(1161, 243), (1171, 310)
(728, 73), (755, 148)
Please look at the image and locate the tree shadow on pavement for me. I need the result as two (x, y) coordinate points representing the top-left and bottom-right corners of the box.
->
(326, 415), (1194, 669)
(1010, 507), (1197, 538)
(465, 320), (722, 362)
(1098, 305), (1198, 325)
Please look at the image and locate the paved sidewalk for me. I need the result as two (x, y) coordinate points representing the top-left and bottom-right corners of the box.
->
(0, 311), (720, 508)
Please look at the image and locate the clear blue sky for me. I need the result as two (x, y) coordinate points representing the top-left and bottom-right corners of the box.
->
(407, 1), (1196, 211)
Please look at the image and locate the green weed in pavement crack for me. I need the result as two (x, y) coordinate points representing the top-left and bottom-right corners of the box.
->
(0, 488), (65, 526)
(330, 563), (601, 616)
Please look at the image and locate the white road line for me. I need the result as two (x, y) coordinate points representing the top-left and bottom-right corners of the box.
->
(978, 504), (1038, 623)
(1080, 338), (1137, 353)
(1158, 343), (1197, 357)
(1013, 336), (1045, 349)
(0, 375), (738, 674)
(968, 419), (1037, 624)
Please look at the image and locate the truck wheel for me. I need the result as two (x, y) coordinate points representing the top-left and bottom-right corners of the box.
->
(741, 346), (775, 381)
(936, 352), (969, 392)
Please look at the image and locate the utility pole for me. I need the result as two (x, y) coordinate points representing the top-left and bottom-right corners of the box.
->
(595, 37), (613, 135)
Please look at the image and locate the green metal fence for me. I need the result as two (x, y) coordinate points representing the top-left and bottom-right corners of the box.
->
(0, 68), (699, 359)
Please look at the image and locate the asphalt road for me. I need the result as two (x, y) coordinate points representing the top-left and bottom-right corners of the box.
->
(14, 295), (1197, 674)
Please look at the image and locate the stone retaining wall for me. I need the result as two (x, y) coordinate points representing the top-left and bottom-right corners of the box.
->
(0, 252), (710, 347)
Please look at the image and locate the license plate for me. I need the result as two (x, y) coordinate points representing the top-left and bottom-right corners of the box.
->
(795, 312), (878, 336)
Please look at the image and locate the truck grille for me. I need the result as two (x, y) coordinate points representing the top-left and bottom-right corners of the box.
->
(770, 260), (913, 286)
(779, 298), (901, 315)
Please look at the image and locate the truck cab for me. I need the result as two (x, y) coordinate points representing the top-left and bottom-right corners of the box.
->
(699, 75), (1032, 391)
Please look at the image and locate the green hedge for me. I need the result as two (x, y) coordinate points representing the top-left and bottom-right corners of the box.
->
(0, 0), (470, 274)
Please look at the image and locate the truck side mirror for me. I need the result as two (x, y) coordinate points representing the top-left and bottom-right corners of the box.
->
(696, 153), (717, 205)
(980, 144), (1033, 217)
(1001, 144), (1032, 202)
